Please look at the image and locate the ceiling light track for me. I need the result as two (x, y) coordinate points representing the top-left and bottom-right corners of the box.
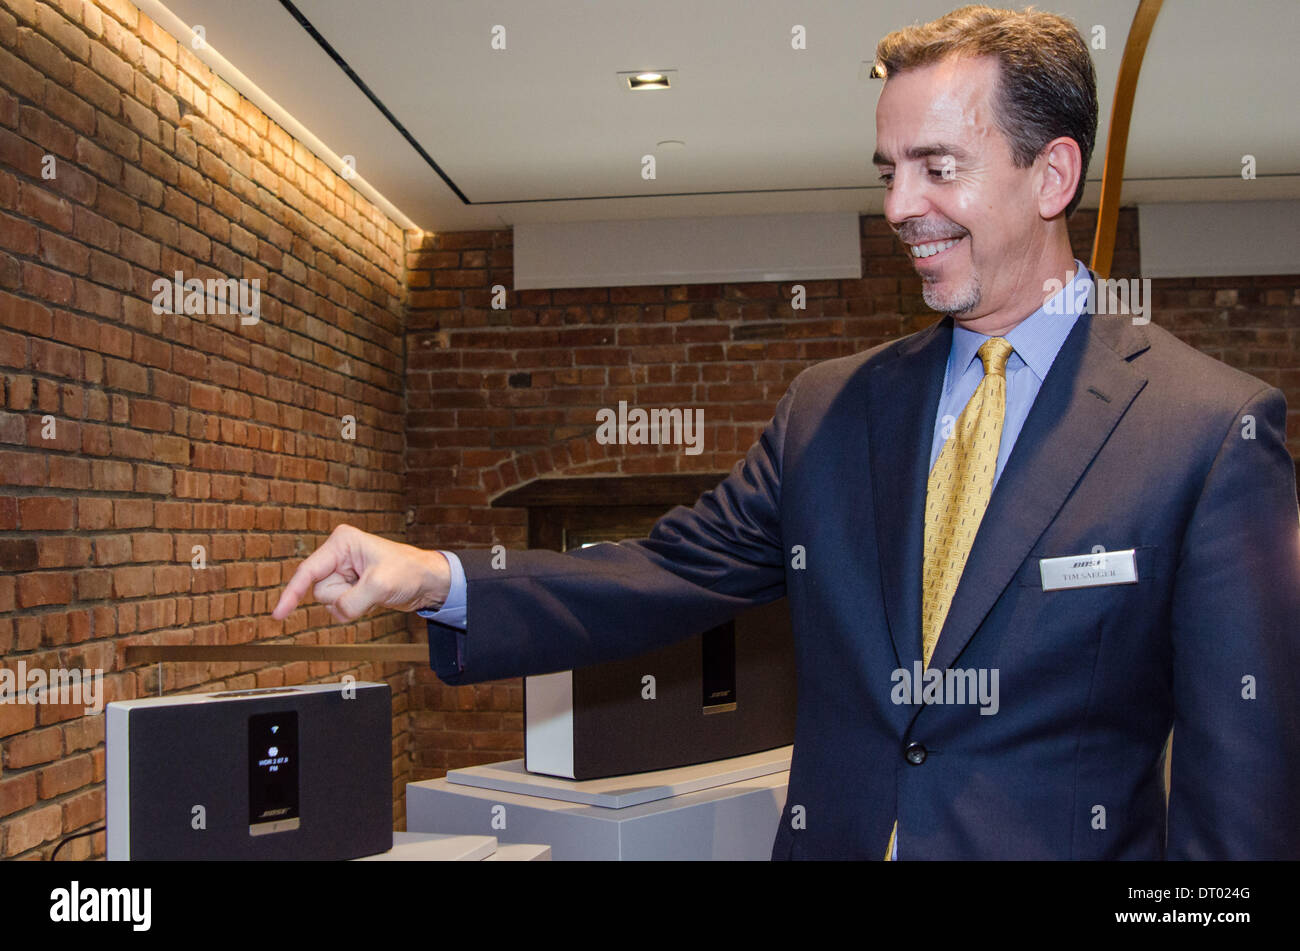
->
(276, 0), (472, 204)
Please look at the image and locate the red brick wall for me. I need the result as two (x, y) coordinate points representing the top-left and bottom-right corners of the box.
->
(402, 208), (1298, 780)
(1, 0), (413, 858)
(3, 0), (1297, 854)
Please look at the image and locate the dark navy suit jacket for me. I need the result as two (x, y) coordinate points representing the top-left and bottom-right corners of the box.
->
(428, 304), (1300, 859)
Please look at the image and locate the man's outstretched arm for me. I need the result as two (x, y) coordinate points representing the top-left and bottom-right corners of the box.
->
(272, 376), (802, 684)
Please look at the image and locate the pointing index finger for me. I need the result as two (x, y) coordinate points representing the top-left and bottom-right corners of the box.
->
(272, 541), (343, 620)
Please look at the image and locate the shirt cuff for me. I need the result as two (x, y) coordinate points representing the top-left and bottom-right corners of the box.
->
(415, 550), (466, 629)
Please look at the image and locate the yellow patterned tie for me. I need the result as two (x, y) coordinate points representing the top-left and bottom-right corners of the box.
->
(885, 336), (1014, 861)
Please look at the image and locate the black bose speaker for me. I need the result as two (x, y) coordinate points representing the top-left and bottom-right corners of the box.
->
(107, 682), (392, 860)
(496, 475), (798, 781)
(525, 596), (797, 779)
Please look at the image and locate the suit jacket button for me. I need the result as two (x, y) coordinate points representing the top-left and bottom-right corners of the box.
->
(905, 742), (927, 765)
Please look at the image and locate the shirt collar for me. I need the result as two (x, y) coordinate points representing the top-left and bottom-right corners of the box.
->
(946, 258), (1090, 392)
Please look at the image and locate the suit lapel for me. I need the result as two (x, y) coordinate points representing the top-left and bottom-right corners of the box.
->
(925, 308), (1151, 672)
(866, 318), (952, 670)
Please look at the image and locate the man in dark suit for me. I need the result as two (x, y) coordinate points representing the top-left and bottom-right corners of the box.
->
(273, 5), (1300, 858)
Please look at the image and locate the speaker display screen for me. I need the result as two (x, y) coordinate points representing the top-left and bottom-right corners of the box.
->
(248, 711), (300, 835)
(702, 622), (737, 713)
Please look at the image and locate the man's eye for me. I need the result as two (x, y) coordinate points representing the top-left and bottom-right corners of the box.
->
(929, 167), (949, 178)
(878, 173), (894, 186)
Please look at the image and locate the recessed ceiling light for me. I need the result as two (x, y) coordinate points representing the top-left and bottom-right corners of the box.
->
(630, 73), (668, 90)
(617, 68), (678, 91)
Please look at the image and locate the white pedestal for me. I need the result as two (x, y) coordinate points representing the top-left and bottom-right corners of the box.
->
(482, 842), (552, 861)
(446, 746), (792, 807)
(352, 831), (550, 861)
(407, 752), (791, 860)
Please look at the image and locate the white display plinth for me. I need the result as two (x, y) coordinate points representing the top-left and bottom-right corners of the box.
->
(407, 756), (790, 861)
(483, 842), (552, 861)
(352, 831), (496, 861)
(352, 831), (550, 861)
(445, 745), (792, 808)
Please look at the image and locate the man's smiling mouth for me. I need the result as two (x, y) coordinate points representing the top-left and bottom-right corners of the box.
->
(907, 234), (965, 260)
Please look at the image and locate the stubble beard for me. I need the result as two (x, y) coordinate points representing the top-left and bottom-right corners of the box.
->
(921, 269), (981, 318)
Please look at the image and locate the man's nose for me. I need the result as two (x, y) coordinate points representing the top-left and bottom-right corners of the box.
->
(883, 168), (928, 231)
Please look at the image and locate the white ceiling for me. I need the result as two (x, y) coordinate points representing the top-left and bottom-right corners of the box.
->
(151, 0), (1300, 232)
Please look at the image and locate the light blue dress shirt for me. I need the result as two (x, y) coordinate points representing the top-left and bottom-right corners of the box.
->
(421, 260), (1094, 857)
(928, 260), (1089, 484)
(417, 549), (466, 626)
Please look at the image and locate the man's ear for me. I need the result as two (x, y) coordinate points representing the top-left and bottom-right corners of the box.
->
(1036, 136), (1083, 219)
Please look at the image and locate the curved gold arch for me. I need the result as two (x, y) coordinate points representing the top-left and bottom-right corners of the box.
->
(1090, 0), (1164, 278)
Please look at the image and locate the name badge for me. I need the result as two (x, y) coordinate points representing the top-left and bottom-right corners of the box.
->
(1039, 549), (1138, 591)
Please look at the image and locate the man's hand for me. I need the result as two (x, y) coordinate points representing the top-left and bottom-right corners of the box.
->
(271, 524), (451, 624)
